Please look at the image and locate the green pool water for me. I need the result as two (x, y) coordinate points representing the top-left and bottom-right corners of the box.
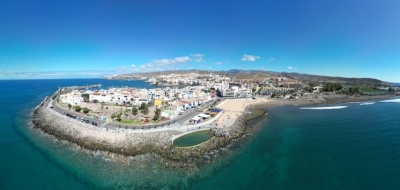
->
(173, 130), (214, 147)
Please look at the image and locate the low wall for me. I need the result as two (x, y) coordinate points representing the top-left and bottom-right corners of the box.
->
(170, 128), (211, 141)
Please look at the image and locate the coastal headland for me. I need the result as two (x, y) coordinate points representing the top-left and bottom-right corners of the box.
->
(31, 91), (263, 168)
(30, 86), (397, 168)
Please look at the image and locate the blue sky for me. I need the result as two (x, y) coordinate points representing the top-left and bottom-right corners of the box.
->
(1, 0), (400, 82)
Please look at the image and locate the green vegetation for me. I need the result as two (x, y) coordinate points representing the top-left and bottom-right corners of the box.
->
(271, 92), (279, 98)
(123, 109), (130, 118)
(360, 86), (386, 93)
(121, 120), (132, 124)
(323, 83), (342, 92)
(82, 107), (89, 113)
(338, 86), (362, 95)
(132, 106), (138, 116)
(74, 106), (81, 112)
(349, 87), (361, 94)
(139, 102), (146, 110)
(116, 113), (122, 122)
(68, 104), (72, 110)
(341, 85), (388, 95)
(303, 86), (312, 93)
(153, 107), (161, 121)
(141, 103), (149, 115)
(120, 120), (142, 124)
(81, 94), (89, 102)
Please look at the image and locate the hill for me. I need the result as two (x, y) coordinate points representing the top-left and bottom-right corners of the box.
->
(105, 69), (387, 86)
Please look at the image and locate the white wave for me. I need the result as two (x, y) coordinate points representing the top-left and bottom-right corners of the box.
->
(380, 99), (400, 103)
(360, 102), (375, 105)
(300, 106), (348, 110)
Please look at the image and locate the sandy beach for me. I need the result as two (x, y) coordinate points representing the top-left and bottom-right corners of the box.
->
(215, 94), (397, 129)
(216, 98), (270, 128)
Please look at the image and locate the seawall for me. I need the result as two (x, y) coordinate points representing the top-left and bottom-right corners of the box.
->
(30, 93), (262, 167)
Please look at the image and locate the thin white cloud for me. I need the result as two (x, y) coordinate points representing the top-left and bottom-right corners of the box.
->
(131, 64), (137, 68)
(267, 57), (274, 62)
(241, 54), (260, 61)
(190, 54), (205, 62)
(287, 66), (296, 70)
(139, 56), (191, 71)
(215, 62), (222, 65)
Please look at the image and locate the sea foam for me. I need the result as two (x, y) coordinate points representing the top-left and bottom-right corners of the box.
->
(360, 102), (375, 105)
(380, 99), (400, 103)
(300, 106), (348, 110)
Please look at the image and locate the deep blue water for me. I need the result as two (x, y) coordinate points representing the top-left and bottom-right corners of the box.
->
(1, 79), (400, 189)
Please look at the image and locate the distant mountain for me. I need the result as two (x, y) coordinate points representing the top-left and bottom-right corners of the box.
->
(218, 69), (384, 85)
(106, 69), (387, 86)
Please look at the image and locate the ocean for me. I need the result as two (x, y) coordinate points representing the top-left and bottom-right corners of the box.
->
(1, 79), (400, 189)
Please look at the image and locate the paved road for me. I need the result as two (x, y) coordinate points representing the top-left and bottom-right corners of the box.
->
(51, 99), (106, 127)
(50, 94), (219, 130)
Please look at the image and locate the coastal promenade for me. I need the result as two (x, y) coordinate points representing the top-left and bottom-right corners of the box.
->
(49, 93), (223, 135)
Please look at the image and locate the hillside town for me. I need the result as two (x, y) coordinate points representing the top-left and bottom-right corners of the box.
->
(60, 73), (303, 123)
(55, 72), (398, 127)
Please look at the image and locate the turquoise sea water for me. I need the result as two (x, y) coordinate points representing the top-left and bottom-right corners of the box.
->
(1, 79), (400, 189)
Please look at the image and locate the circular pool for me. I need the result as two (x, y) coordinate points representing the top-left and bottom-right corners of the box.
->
(173, 130), (214, 147)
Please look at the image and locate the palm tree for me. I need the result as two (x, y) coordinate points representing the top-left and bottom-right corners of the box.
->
(153, 107), (161, 121)
(141, 104), (149, 115)
(81, 94), (90, 102)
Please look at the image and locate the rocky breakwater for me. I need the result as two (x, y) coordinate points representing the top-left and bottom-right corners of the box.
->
(31, 97), (265, 168)
(31, 106), (172, 157)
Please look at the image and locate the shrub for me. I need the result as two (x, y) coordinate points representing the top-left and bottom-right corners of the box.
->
(74, 106), (81, 112)
(139, 102), (146, 110)
(323, 83), (342, 92)
(132, 106), (138, 116)
(83, 107), (89, 113)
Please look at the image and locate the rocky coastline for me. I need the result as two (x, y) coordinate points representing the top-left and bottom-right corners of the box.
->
(30, 93), (397, 168)
(31, 97), (264, 169)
